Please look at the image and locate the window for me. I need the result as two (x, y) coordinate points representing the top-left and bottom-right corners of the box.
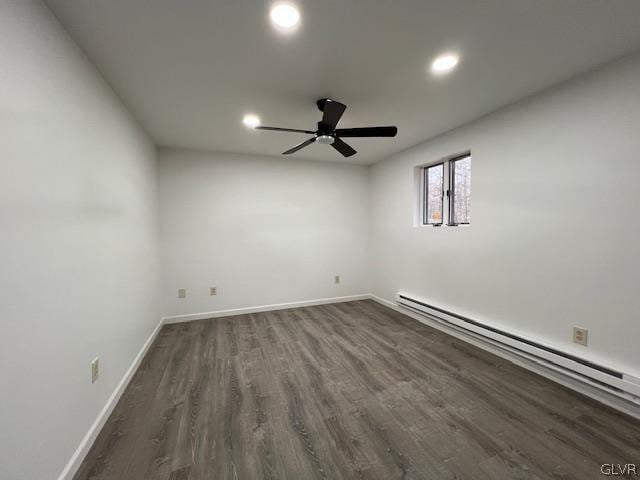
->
(450, 155), (471, 225)
(421, 153), (471, 226)
(423, 163), (444, 225)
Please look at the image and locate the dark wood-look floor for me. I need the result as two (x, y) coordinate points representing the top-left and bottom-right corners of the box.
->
(74, 300), (640, 480)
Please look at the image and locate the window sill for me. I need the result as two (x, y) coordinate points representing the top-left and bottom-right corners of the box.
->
(413, 223), (471, 228)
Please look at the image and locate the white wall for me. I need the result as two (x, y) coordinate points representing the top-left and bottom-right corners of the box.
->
(0, 2), (159, 479)
(158, 148), (370, 317)
(2, 2), (638, 476)
(370, 53), (640, 379)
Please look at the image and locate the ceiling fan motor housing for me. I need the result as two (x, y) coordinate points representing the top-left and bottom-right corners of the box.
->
(317, 120), (334, 135)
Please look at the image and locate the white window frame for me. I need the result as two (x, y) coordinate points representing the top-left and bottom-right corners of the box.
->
(422, 162), (445, 226)
(415, 151), (471, 228)
(448, 154), (472, 226)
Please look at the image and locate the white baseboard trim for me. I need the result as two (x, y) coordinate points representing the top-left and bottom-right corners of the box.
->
(57, 317), (165, 480)
(162, 294), (371, 324)
(60, 294), (368, 478)
(368, 294), (640, 420)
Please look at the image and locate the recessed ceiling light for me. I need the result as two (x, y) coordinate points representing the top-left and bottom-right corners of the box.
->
(270, 2), (300, 32)
(243, 114), (260, 128)
(431, 53), (459, 74)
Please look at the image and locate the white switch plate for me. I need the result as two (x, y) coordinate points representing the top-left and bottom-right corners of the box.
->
(91, 357), (99, 383)
(178, 288), (186, 299)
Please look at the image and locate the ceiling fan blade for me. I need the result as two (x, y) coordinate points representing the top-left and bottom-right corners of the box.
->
(334, 126), (398, 137)
(331, 137), (357, 157)
(322, 100), (347, 129)
(282, 137), (316, 155)
(256, 126), (316, 134)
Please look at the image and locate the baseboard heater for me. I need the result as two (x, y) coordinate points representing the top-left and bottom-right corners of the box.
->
(396, 293), (640, 403)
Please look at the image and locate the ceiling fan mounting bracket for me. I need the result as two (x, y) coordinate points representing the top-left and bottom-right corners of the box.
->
(316, 98), (328, 112)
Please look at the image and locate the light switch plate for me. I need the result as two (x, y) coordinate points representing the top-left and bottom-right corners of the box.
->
(178, 288), (186, 299)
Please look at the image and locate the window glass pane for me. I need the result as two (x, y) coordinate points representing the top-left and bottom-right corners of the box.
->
(425, 164), (443, 224)
(452, 156), (471, 224)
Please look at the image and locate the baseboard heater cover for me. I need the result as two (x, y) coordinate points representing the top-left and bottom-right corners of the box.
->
(396, 293), (640, 403)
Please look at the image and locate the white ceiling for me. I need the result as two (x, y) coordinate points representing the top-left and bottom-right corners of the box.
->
(46, 0), (640, 164)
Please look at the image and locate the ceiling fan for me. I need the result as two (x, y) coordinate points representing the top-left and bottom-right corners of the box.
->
(256, 98), (398, 158)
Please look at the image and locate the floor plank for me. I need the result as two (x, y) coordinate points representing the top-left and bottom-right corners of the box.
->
(74, 300), (640, 480)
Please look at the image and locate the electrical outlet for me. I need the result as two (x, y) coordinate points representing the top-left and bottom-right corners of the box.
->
(91, 357), (99, 383)
(178, 288), (186, 299)
(573, 327), (588, 346)
(334, 275), (340, 284)
(209, 286), (217, 296)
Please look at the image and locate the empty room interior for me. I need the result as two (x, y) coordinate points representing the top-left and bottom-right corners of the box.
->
(3, 1), (640, 479)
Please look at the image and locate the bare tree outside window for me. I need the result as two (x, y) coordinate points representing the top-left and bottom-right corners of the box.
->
(424, 163), (443, 224)
(421, 153), (471, 227)
(451, 156), (471, 224)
